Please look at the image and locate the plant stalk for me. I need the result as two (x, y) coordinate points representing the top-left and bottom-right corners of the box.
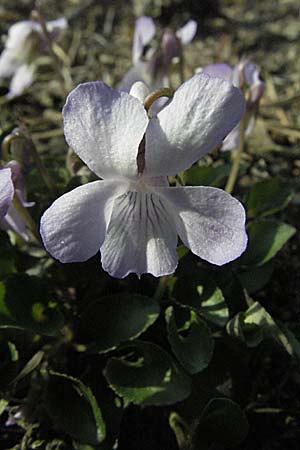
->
(225, 114), (248, 194)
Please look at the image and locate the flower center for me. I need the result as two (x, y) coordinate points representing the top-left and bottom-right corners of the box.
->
(136, 87), (174, 176)
(143, 87), (173, 113)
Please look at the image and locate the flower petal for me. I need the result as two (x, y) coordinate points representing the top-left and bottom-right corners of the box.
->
(63, 81), (149, 180)
(176, 20), (197, 45)
(4, 160), (34, 207)
(40, 180), (128, 263)
(129, 81), (150, 103)
(46, 17), (68, 40)
(221, 124), (240, 151)
(242, 61), (265, 104)
(201, 63), (233, 82)
(145, 73), (246, 176)
(132, 16), (156, 64)
(118, 61), (148, 92)
(6, 21), (39, 51)
(0, 49), (20, 78)
(7, 63), (35, 98)
(0, 168), (14, 219)
(101, 190), (178, 278)
(158, 186), (247, 265)
(1, 205), (29, 241)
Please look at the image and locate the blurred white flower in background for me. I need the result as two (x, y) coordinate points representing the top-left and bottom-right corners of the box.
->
(119, 16), (197, 93)
(0, 161), (34, 241)
(201, 60), (265, 150)
(0, 17), (67, 98)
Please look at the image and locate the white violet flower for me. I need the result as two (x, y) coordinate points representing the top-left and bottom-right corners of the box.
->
(0, 17), (67, 98)
(40, 73), (248, 278)
(201, 60), (265, 151)
(0, 161), (34, 241)
(119, 16), (197, 93)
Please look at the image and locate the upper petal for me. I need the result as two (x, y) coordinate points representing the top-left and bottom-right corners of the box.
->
(46, 17), (68, 40)
(40, 180), (128, 263)
(0, 21), (39, 79)
(201, 63), (233, 82)
(6, 21), (39, 51)
(157, 186), (247, 265)
(0, 168), (14, 219)
(144, 73), (246, 176)
(63, 81), (149, 180)
(100, 190), (178, 278)
(118, 61), (148, 92)
(242, 61), (265, 104)
(132, 16), (156, 64)
(129, 81), (150, 103)
(176, 20), (197, 45)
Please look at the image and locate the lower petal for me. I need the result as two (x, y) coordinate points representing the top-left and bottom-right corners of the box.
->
(158, 186), (247, 266)
(1, 205), (29, 241)
(0, 168), (14, 219)
(7, 63), (35, 98)
(101, 190), (178, 278)
(40, 180), (127, 263)
(0, 49), (20, 78)
(222, 125), (240, 151)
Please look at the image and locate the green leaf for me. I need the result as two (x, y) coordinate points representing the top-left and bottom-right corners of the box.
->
(240, 220), (296, 267)
(185, 164), (231, 187)
(244, 302), (300, 358)
(226, 312), (264, 348)
(192, 398), (249, 450)
(79, 294), (159, 353)
(165, 306), (214, 374)
(227, 302), (300, 356)
(200, 287), (229, 327)
(174, 269), (224, 312)
(12, 351), (44, 384)
(237, 261), (274, 294)
(45, 372), (106, 445)
(174, 271), (228, 326)
(246, 178), (292, 218)
(0, 274), (64, 336)
(104, 341), (191, 406)
(0, 399), (8, 416)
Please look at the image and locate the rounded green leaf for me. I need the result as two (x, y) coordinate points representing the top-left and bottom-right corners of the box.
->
(200, 287), (229, 327)
(244, 302), (300, 358)
(0, 274), (64, 336)
(45, 372), (106, 445)
(246, 178), (292, 218)
(79, 294), (160, 353)
(104, 341), (191, 406)
(174, 271), (228, 326)
(185, 164), (231, 187)
(226, 311), (264, 348)
(239, 220), (296, 267)
(237, 261), (274, 294)
(192, 398), (249, 450)
(165, 306), (214, 374)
